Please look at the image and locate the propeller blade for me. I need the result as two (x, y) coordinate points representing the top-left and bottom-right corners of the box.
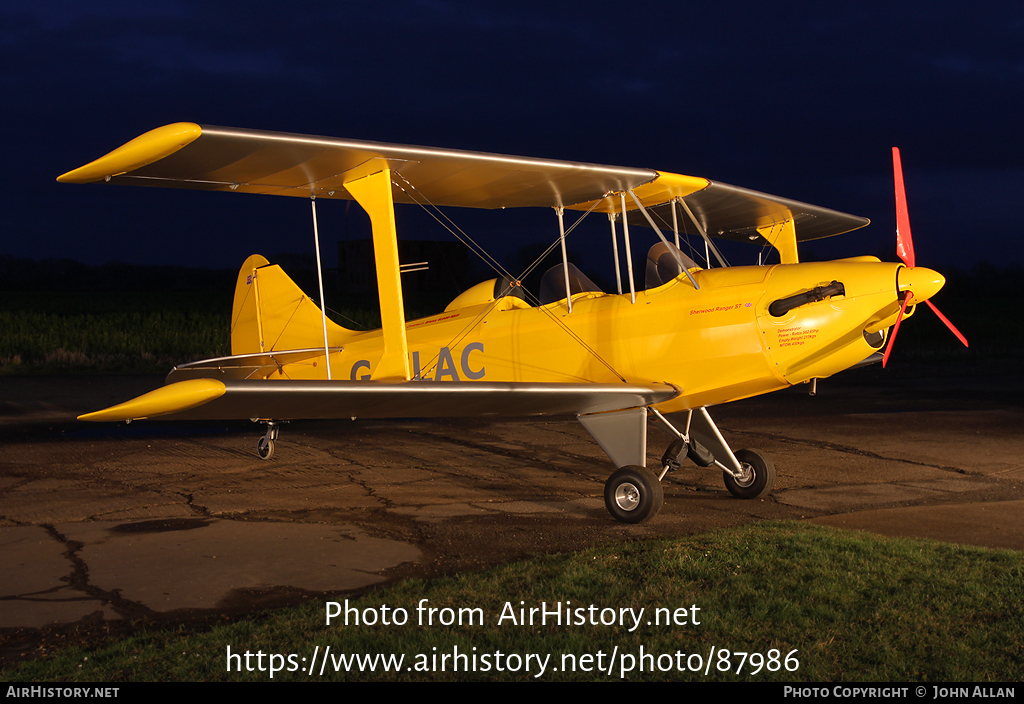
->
(923, 299), (969, 348)
(888, 149), (967, 360)
(892, 147), (916, 268)
(882, 291), (914, 368)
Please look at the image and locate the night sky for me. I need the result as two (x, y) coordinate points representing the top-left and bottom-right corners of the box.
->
(4, 1), (1022, 277)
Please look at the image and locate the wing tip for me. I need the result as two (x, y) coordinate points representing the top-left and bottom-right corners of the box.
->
(57, 122), (203, 184)
(77, 378), (226, 422)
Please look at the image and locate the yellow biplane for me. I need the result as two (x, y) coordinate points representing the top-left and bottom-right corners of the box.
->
(58, 123), (967, 523)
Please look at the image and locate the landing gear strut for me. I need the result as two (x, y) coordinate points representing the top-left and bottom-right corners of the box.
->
(257, 421), (279, 460)
(652, 408), (774, 500)
(584, 406), (777, 524)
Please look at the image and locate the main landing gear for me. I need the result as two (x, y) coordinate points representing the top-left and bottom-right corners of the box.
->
(590, 407), (775, 524)
(604, 466), (664, 524)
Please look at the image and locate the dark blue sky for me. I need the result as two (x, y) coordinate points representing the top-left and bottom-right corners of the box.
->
(4, 1), (1022, 275)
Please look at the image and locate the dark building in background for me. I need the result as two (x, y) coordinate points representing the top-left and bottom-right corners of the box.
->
(337, 240), (470, 298)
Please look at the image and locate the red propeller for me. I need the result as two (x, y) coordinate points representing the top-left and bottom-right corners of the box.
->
(882, 148), (969, 367)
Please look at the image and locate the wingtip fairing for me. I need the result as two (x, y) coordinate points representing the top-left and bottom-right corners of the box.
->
(77, 378), (226, 422)
(57, 122), (202, 184)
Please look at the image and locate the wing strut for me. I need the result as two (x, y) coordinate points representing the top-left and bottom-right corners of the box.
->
(608, 212), (623, 294)
(556, 206), (573, 314)
(677, 198), (729, 268)
(671, 199), (680, 249)
(344, 168), (411, 381)
(310, 197), (332, 379)
(755, 218), (799, 264)
(627, 190), (700, 290)
(619, 193), (636, 303)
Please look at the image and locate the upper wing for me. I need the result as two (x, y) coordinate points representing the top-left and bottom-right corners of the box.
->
(623, 179), (870, 243)
(78, 378), (680, 423)
(58, 122), (868, 240)
(567, 171), (869, 242)
(57, 123), (658, 210)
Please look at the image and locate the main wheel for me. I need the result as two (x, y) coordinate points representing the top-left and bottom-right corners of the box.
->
(604, 466), (664, 524)
(723, 448), (775, 499)
(257, 437), (275, 460)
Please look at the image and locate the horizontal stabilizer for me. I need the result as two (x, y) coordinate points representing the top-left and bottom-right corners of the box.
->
(166, 348), (344, 382)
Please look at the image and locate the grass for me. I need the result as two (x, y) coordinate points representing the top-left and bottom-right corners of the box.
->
(0, 289), (443, 376)
(0, 292), (229, 374)
(4, 523), (1022, 682)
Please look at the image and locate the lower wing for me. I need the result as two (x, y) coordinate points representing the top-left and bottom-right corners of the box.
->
(79, 378), (679, 422)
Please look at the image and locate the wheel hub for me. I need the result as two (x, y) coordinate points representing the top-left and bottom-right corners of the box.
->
(614, 482), (641, 511)
(732, 462), (755, 487)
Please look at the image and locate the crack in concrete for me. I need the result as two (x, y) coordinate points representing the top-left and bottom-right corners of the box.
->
(302, 453), (394, 510)
(180, 491), (211, 517)
(38, 524), (157, 619)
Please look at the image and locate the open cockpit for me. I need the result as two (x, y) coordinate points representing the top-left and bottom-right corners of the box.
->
(444, 241), (703, 314)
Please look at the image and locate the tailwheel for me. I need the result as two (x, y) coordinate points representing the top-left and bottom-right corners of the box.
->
(604, 466), (664, 524)
(256, 422), (279, 461)
(723, 448), (775, 499)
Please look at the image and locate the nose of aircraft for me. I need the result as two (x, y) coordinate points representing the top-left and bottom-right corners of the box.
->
(897, 266), (945, 303)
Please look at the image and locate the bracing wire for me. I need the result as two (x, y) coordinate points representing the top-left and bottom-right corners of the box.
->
(391, 172), (515, 282)
(391, 177), (626, 383)
(643, 200), (708, 269)
(268, 296), (307, 352)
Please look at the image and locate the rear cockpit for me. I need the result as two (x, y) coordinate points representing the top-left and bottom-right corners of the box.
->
(538, 263), (605, 305)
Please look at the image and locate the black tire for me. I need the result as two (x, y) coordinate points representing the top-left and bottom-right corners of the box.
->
(257, 437), (275, 460)
(723, 448), (775, 499)
(604, 466), (664, 523)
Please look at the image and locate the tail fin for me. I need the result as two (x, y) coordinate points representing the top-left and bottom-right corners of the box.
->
(230, 254), (355, 355)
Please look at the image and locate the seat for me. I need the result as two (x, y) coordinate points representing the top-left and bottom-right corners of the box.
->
(645, 242), (698, 288)
(538, 263), (604, 305)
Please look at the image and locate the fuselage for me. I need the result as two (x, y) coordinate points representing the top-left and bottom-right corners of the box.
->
(265, 256), (941, 414)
